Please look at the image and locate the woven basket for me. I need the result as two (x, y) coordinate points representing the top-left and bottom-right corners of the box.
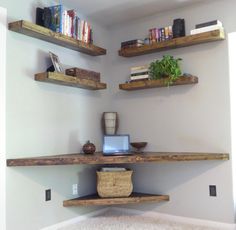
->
(97, 169), (133, 198)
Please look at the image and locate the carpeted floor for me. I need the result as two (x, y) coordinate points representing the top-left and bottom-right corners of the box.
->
(58, 209), (223, 230)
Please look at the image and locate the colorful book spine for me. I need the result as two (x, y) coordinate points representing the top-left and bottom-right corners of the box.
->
(49, 5), (63, 33)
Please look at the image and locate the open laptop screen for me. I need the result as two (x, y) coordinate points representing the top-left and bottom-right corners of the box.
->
(103, 135), (130, 154)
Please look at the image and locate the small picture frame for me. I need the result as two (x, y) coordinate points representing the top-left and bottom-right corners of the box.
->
(49, 51), (63, 73)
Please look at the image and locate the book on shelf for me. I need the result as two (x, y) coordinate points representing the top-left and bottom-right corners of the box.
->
(67, 9), (76, 38)
(149, 26), (173, 43)
(121, 39), (144, 47)
(48, 5), (63, 33)
(130, 64), (149, 72)
(43, 4), (93, 44)
(190, 24), (224, 35)
(195, 20), (222, 29)
(130, 74), (149, 81)
(131, 71), (149, 76)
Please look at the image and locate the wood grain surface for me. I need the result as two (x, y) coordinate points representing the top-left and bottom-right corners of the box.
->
(7, 152), (229, 166)
(63, 192), (170, 206)
(9, 20), (106, 56)
(119, 29), (225, 57)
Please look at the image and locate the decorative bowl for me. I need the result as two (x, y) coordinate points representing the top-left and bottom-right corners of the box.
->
(130, 142), (147, 152)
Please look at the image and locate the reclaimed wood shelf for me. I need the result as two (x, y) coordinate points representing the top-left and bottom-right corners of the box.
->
(7, 152), (229, 167)
(35, 72), (107, 90)
(119, 75), (198, 91)
(8, 20), (106, 56)
(63, 192), (169, 206)
(119, 29), (225, 57)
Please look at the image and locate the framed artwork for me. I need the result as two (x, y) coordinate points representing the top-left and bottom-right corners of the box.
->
(49, 51), (63, 73)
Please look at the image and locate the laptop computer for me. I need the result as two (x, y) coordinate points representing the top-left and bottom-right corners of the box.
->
(103, 135), (131, 155)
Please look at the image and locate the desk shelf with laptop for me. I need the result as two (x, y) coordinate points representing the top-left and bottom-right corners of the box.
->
(7, 152), (229, 206)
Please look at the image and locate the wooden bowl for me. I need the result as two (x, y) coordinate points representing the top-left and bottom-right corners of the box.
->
(130, 142), (147, 152)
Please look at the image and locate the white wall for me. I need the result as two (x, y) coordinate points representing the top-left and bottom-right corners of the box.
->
(107, 0), (236, 223)
(0, 6), (7, 230)
(0, 0), (112, 229)
(2, 0), (236, 228)
(228, 32), (236, 222)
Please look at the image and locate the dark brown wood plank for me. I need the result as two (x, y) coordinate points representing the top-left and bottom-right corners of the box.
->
(8, 20), (106, 56)
(119, 76), (198, 91)
(63, 192), (169, 206)
(35, 72), (107, 90)
(6, 152), (229, 167)
(119, 29), (225, 57)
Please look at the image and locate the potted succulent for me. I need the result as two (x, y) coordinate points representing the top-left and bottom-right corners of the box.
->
(149, 55), (182, 86)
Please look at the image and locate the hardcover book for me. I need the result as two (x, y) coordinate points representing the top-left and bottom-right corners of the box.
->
(121, 39), (144, 47)
(130, 74), (149, 81)
(48, 5), (63, 33)
(190, 25), (223, 35)
(195, 20), (222, 29)
(130, 65), (149, 72)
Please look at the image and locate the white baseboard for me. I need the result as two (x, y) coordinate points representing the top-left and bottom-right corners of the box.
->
(41, 208), (109, 230)
(111, 207), (236, 230)
(42, 207), (236, 230)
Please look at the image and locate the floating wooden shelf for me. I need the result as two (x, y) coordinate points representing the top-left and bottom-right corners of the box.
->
(119, 75), (198, 91)
(35, 72), (107, 90)
(63, 192), (169, 206)
(7, 152), (229, 167)
(119, 29), (225, 57)
(8, 20), (106, 56)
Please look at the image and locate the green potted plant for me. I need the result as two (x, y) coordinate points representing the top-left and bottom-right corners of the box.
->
(149, 55), (182, 86)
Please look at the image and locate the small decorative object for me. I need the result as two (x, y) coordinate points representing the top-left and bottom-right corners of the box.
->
(172, 18), (185, 38)
(65, 67), (100, 82)
(130, 142), (147, 153)
(102, 112), (118, 135)
(49, 51), (63, 73)
(149, 55), (182, 86)
(97, 169), (133, 198)
(82, 140), (96, 154)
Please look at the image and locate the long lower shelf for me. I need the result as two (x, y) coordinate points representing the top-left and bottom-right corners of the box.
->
(63, 193), (169, 206)
(6, 152), (229, 166)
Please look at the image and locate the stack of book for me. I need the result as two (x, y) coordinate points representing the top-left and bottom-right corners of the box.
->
(45, 5), (93, 43)
(190, 20), (223, 35)
(130, 65), (149, 82)
(121, 39), (144, 49)
(149, 26), (173, 43)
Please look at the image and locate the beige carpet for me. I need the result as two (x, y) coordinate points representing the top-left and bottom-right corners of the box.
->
(58, 209), (223, 230)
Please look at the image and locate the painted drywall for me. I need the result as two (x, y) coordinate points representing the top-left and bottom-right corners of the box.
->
(107, 0), (236, 223)
(228, 32), (236, 222)
(2, 0), (236, 229)
(0, 6), (7, 230)
(0, 0), (112, 229)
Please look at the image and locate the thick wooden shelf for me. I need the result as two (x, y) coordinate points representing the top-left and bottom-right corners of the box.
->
(119, 29), (225, 57)
(7, 152), (229, 167)
(35, 72), (107, 90)
(9, 20), (106, 56)
(63, 192), (169, 206)
(119, 75), (198, 91)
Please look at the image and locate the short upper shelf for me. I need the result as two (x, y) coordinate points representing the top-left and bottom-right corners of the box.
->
(119, 75), (198, 91)
(7, 152), (229, 167)
(35, 72), (107, 90)
(63, 192), (169, 206)
(119, 29), (225, 57)
(8, 20), (106, 56)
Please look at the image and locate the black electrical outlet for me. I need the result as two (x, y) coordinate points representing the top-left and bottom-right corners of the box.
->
(45, 189), (51, 201)
(209, 185), (217, 196)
